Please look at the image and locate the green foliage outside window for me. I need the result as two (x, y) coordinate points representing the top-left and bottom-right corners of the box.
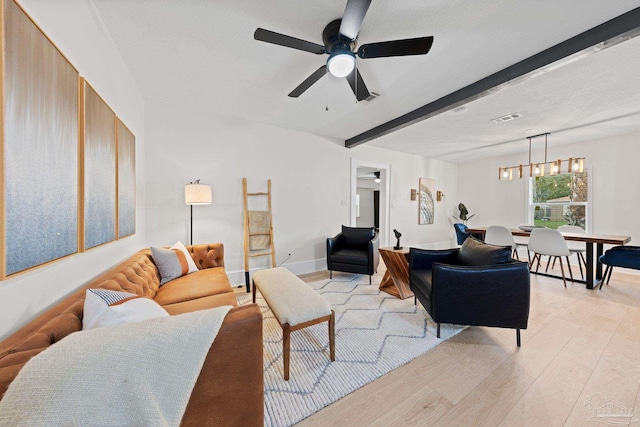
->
(532, 172), (588, 229)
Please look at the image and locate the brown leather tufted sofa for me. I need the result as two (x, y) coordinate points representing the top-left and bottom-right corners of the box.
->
(0, 243), (264, 426)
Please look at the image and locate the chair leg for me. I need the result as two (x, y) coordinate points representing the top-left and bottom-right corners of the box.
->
(437, 323), (441, 338)
(545, 256), (553, 273)
(329, 270), (332, 279)
(599, 266), (610, 290)
(513, 248), (520, 260)
(283, 323), (291, 381)
(606, 266), (614, 285)
(535, 254), (541, 273)
(329, 310), (335, 362)
(369, 275), (372, 285)
(576, 253), (584, 280)
(252, 281), (257, 303)
(558, 257), (567, 287)
(566, 256), (574, 282)
(516, 329), (521, 347)
(527, 250), (531, 265)
(414, 296), (417, 305)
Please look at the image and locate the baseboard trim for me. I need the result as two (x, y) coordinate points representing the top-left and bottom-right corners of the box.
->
(227, 258), (327, 286)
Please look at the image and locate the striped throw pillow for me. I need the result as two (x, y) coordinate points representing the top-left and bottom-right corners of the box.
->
(82, 289), (168, 330)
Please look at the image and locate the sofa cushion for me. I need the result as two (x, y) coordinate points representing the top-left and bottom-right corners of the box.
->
(162, 293), (239, 315)
(341, 226), (375, 247)
(457, 236), (512, 266)
(154, 267), (233, 306)
(329, 248), (369, 266)
(82, 289), (169, 330)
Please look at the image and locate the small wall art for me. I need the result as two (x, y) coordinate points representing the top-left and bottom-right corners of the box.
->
(418, 178), (435, 225)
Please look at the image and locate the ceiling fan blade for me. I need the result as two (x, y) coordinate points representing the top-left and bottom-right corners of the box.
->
(254, 28), (325, 54)
(346, 68), (370, 102)
(358, 36), (434, 58)
(339, 0), (372, 41)
(288, 65), (327, 98)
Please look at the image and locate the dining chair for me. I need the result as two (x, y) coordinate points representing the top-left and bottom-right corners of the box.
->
(528, 228), (574, 287)
(453, 223), (471, 245)
(558, 225), (587, 280)
(598, 246), (640, 289)
(484, 225), (520, 260)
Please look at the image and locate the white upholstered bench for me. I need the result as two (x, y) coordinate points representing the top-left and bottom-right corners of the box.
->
(252, 267), (335, 380)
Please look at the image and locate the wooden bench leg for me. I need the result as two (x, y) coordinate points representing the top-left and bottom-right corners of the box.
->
(283, 323), (291, 381)
(252, 281), (257, 303)
(329, 310), (335, 361)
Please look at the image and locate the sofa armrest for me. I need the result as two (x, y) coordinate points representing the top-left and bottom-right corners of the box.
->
(327, 234), (342, 256)
(182, 304), (263, 426)
(188, 243), (225, 269)
(369, 232), (380, 272)
(409, 247), (459, 271)
(431, 261), (530, 329)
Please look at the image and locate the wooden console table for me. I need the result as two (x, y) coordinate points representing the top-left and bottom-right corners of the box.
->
(378, 247), (413, 299)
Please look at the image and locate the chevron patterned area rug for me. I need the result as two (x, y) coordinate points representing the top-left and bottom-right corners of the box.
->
(239, 273), (465, 427)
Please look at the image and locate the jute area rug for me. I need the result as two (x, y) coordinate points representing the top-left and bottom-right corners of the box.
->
(238, 273), (465, 427)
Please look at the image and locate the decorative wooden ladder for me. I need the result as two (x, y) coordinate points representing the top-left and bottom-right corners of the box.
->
(242, 178), (276, 292)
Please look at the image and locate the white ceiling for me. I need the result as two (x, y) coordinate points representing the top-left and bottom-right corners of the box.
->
(92, 0), (640, 162)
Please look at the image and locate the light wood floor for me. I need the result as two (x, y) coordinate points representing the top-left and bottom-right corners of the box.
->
(296, 262), (640, 427)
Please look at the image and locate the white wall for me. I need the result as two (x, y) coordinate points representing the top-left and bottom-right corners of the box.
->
(457, 133), (640, 242)
(0, 0), (146, 339)
(145, 100), (458, 284)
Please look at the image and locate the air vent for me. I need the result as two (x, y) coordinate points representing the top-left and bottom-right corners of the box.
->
(491, 112), (521, 124)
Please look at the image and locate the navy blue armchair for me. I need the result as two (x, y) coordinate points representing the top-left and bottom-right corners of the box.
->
(409, 237), (530, 346)
(599, 246), (640, 289)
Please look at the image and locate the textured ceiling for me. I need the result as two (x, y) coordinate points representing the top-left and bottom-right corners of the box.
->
(92, 0), (640, 162)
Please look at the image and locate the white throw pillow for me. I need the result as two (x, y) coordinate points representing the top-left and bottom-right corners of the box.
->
(170, 241), (199, 274)
(82, 289), (169, 330)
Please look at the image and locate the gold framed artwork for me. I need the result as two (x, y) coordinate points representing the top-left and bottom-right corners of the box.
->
(117, 119), (136, 239)
(82, 80), (117, 250)
(418, 178), (435, 225)
(2, 0), (80, 277)
(0, 0), (136, 279)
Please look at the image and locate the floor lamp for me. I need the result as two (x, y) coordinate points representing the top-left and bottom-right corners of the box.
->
(184, 180), (212, 245)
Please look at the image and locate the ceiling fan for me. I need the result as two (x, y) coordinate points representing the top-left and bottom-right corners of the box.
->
(253, 0), (434, 101)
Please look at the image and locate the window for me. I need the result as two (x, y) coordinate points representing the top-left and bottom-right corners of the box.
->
(528, 171), (589, 230)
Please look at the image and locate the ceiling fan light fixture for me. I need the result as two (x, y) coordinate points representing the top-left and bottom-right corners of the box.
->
(327, 50), (355, 78)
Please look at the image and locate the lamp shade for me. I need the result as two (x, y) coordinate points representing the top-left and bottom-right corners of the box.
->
(185, 183), (212, 205)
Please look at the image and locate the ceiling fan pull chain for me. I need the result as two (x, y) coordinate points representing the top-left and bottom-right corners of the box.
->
(325, 67), (329, 111)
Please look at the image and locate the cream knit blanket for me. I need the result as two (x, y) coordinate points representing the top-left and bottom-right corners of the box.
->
(0, 305), (232, 427)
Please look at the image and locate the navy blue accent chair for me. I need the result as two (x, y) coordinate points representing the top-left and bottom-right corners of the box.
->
(598, 246), (640, 289)
(453, 223), (471, 245)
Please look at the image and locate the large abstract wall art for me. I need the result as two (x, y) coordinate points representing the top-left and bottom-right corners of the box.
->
(1, 0), (136, 279)
(117, 119), (136, 239)
(83, 82), (116, 250)
(2, 0), (79, 276)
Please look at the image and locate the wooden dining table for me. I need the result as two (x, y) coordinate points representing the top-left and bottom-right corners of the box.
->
(466, 227), (632, 290)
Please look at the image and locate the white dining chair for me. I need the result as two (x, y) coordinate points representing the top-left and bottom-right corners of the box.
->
(484, 225), (519, 260)
(558, 225), (587, 280)
(528, 228), (574, 287)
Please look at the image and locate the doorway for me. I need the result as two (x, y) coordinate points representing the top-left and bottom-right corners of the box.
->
(351, 159), (390, 247)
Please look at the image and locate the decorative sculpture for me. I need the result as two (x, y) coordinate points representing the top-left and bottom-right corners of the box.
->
(393, 229), (402, 250)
